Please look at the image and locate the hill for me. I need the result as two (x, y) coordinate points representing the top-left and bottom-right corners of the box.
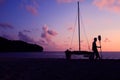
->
(0, 37), (43, 52)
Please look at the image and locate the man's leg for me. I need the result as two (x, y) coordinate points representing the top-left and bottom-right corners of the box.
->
(96, 52), (101, 59)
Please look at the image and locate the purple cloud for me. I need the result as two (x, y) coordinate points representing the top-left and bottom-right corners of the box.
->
(0, 23), (14, 29)
(39, 24), (60, 51)
(41, 24), (58, 43)
(18, 32), (34, 43)
(23, 30), (31, 33)
(38, 39), (46, 44)
(48, 30), (58, 36)
(36, 38), (61, 51)
(42, 25), (58, 36)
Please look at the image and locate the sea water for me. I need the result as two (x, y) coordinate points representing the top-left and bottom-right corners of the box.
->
(0, 52), (120, 59)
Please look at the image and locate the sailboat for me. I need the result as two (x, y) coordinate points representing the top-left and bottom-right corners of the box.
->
(65, 1), (94, 60)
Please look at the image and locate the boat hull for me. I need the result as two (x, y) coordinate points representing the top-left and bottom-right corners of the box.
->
(65, 50), (94, 60)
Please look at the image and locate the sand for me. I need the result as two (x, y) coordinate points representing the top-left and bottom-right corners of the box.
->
(0, 58), (120, 80)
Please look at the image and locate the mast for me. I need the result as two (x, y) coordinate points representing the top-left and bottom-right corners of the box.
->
(78, 1), (81, 51)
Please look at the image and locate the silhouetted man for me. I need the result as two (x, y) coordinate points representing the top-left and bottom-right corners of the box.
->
(92, 37), (101, 59)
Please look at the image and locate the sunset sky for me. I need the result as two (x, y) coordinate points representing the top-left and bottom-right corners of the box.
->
(0, 0), (120, 51)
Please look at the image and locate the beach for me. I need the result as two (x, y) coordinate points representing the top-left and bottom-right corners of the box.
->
(0, 58), (120, 80)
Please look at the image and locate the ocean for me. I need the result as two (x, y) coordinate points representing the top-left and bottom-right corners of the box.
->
(0, 52), (120, 59)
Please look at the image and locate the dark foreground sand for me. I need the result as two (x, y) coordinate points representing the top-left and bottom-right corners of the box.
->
(0, 58), (120, 80)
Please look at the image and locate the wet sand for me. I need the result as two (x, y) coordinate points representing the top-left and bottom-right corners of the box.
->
(0, 58), (120, 80)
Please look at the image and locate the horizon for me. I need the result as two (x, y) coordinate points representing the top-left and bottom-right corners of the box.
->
(0, 0), (120, 51)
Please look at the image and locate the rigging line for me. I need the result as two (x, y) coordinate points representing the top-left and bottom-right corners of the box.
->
(80, 13), (91, 51)
(69, 13), (78, 50)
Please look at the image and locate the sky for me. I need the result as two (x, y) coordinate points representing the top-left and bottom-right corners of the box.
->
(0, 0), (120, 51)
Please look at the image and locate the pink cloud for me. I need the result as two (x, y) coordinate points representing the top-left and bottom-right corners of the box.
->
(0, 23), (14, 29)
(25, 5), (38, 15)
(21, 0), (39, 16)
(93, 0), (120, 13)
(93, 0), (114, 9)
(57, 0), (84, 3)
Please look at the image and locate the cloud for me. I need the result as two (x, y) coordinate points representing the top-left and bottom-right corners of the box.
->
(40, 24), (59, 51)
(17, 25), (58, 51)
(18, 32), (34, 43)
(21, 0), (39, 15)
(37, 38), (61, 51)
(25, 5), (38, 15)
(17, 29), (60, 51)
(23, 30), (31, 33)
(37, 39), (47, 45)
(93, 0), (120, 13)
(0, 23), (14, 29)
(47, 30), (58, 36)
(57, 0), (84, 3)
(41, 24), (58, 43)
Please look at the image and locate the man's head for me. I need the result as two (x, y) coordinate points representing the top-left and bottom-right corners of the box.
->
(94, 37), (97, 42)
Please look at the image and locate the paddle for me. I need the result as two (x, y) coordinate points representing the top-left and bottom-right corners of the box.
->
(98, 35), (102, 59)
